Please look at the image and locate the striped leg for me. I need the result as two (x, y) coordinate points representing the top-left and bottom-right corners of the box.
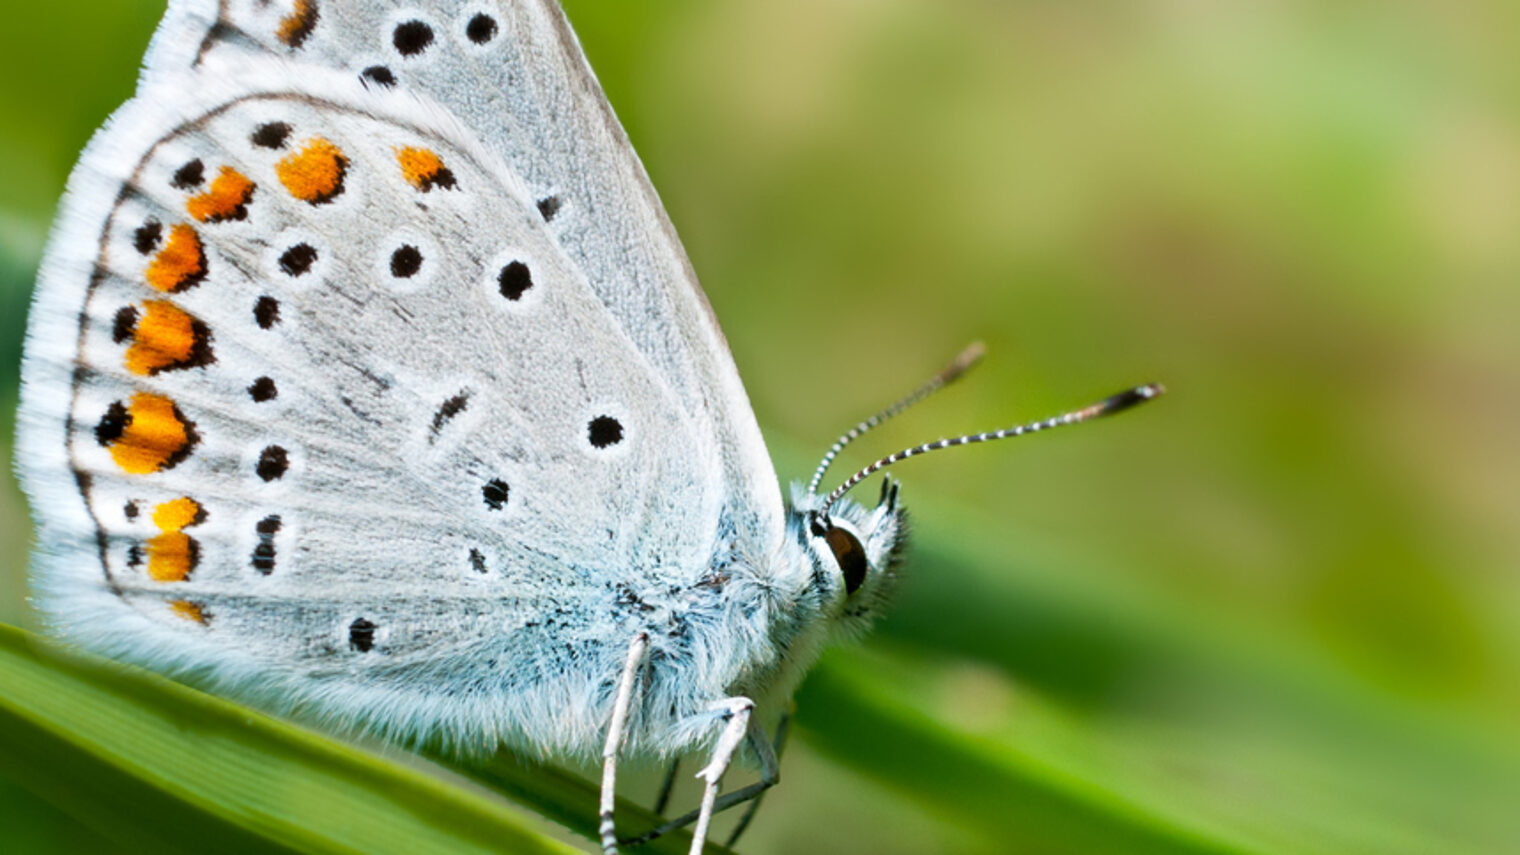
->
(689, 697), (754, 855)
(600, 632), (650, 855)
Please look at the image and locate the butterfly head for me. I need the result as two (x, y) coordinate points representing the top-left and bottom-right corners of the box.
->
(789, 477), (909, 633)
(786, 342), (1163, 633)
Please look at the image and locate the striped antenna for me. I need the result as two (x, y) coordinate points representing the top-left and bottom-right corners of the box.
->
(807, 341), (986, 495)
(816, 383), (1165, 522)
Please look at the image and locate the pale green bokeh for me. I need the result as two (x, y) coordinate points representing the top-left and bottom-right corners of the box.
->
(1, 1), (1516, 853)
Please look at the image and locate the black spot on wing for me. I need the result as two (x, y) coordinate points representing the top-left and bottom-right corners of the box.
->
(251, 122), (292, 149)
(392, 20), (434, 56)
(112, 306), (138, 344)
(466, 14), (497, 44)
(171, 159), (205, 190)
(348, 618), (376, 652)
(361, 65), (396, 88)
(418, 167), (456, 192)
(248, 376), (278, 403)
(278, 1), (320, 49)
(588, 416), (624, 449)
(497, 260), (532, 300)
(390, 245), (422, 278)
(279, 242), (317, 276)
(256, 445), (289, 481)
(133, 220), (162, 255)
(95, 401), (130, 446)
(252, 514), (281, 574)
(254, 296), (280, 329)
(430, 392), (469, 437)
(482, 478), (509, 511)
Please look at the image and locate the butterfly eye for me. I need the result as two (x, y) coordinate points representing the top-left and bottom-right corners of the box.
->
(823, 526), (868, 595)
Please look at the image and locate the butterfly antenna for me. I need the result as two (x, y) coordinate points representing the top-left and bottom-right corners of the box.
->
(807, 341), (986, 495)
(816, 383), (1165, 521)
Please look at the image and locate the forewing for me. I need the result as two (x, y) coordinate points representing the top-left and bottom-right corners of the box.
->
(144, 0), (786, 552)
(17, 59), (719, 747)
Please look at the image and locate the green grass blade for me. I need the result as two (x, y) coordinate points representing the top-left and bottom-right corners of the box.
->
(797, 652), (1257, 855)
(0, 622), (582, 855)
(797, 623), (1520, 855)
(453, 752), (734, 855)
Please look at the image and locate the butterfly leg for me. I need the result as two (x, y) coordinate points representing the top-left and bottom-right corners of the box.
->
(723, 708), (792, 847)
(653, 757), (682, 816)
(689, 697), (753, 855)
(621, 710), (780, 849)
(601, 632), (651, 855)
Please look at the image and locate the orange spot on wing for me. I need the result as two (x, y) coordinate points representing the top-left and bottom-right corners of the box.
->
(152, 496), (204, 532)
(397, 146), (456, 192)
(148, 497), (203, 582)
(277, 0), (320, 48)
(187, 167), (255, 223)
(125, 300), (210, 375)
(108, 392), (198, 475)
(148, 532), (194, 581)
(277, 138), (347, 204)
(168, 600), (209, 623)
(145, 224), (206, 293)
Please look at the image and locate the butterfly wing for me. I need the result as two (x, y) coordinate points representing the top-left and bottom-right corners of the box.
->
(142, 0), (786, 549)
(17, 55), (758, 751)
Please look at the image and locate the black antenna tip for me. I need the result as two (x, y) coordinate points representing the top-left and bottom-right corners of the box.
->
(948, 341), (986, 377)
(1097, 383), (1165, 417)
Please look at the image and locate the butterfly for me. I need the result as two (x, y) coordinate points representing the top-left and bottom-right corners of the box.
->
(15, 2), (1161, 852)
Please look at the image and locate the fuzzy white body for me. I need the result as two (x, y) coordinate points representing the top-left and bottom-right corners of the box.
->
(17, 0), (905, 765)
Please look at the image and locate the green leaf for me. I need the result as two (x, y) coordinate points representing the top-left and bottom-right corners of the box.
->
(798, 640), (1520, 855)
(451, 752), (731, 855)
(0, 621), (702, 854)
(798, 649), (1258, 855)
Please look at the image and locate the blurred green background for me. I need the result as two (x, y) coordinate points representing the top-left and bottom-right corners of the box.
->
(2, 1), (1518, 853)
